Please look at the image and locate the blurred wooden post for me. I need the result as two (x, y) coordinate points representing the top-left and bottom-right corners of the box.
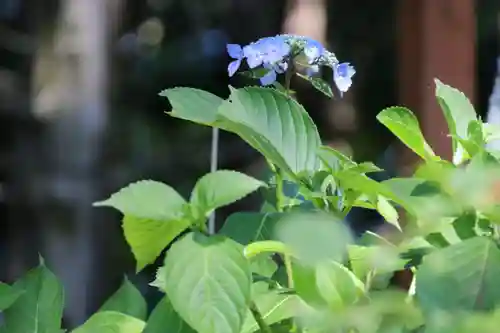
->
(394, 0), (475, 288)
(397, 0), (475, 164)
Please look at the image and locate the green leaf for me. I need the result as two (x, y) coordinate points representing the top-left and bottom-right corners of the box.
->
(468, 120), (485, 147)
(72, 311), (145, 333)
(94, 180), (186, 221)
(416, 237), (500, 313)
(240, 68), (271, 79)
(123, 216), (190, 272)
(347, 162), (383, 174)
(292, 260), (365, 310)
(335, 171), (403, 209)
(160, 87), (223, 125)
(274, 212), (353, 264)
(219, 212), (282, 278)
(162, 232), (252, 333)
(382, 177), (458, 220)
(376, 106), (435, 160)
(317, 145), (356, 172)
(435, 79), (478, 164)
(452, 212), (477, 240)
(144, 297), (195, 333)
(0, 282), (23, 311)
(2, 263), (64, 333)
(100, 277), (147, 320)
(218, 87), (321, 176)
(241, 291), (296, 333)
(296, 73), (333, 98)
(376, 195), (400, 230)
(348, 245), (406, 286)
(94, 180), (189, 271)
(219, 212), (281, 245)
(149, 266), (166, 292)
(190, 170), (266, 218)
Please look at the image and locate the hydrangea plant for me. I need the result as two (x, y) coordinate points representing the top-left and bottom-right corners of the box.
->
(1, 35), (500, 333)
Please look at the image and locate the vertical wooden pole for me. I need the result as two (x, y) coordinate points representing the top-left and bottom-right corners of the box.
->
(394, 0), (475, 289)
(397, 0), (475, 164)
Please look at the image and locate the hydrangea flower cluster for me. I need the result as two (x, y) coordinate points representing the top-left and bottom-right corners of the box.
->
(226, 34), (355, 95)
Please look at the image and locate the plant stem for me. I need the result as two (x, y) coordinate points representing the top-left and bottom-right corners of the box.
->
(249, 301), (273, 333)
(208, 126), (219, 234)
(284, 60), (294, 92)
(284, 254), (294, 289)
(275, 170), (284, 212)
(284, 253), (298, 332)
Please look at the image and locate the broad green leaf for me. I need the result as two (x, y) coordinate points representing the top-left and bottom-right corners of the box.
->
(293, 260), (365, 310)
(144, 297), (195, 333)
(274, 212), (353, 264)
(315, 261), (365, 310)
(100, 277), (147, 320)
(0, 282), (23, 310)
(468, 120), (485, 149)
(122, 216), (190, 272)
(219, 212), (282, 278)
(190, 170), (266, 218)
(218, 87), (321, 176)
(452, 212), (477, 240)
(94, 180), (189, 271)
(2, 263), (64, 333)
(348, 245), (406, 286)
(317, 145), (356, 172)
(335, 170), (404, 210)
(296, 73), (333, 98)
(72, 311), (145, 333)
(162, 232), (252, 333)
(416, 237), (500, 313)
(376, 106), (435, 160)
(376, 195), (400, 230)
(241, 291), (296, 333)
(94, 180), (186, 221)
(435, 79), (478, 164)
(160, 87), (223, 125)
(219, 212), (281, 245)
(382, 177), (458, 220)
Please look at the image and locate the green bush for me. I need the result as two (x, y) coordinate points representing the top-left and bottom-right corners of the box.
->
(2, 35), (500, 333)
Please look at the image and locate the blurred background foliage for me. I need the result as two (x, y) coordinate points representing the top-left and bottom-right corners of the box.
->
(0, 0), (498, 328)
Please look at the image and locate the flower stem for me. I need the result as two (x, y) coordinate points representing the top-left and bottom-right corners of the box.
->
(284, 59), (294, 92)
(249, 301), (272, 333)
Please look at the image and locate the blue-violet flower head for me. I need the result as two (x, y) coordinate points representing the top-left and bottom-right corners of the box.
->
(333, 62), (356, 94)
(227, 44), (243, 77)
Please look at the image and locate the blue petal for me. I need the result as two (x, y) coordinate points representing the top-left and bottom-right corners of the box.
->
(306, 64), (320, 77)
(260, 70), (277, 86)
(304, 39), (324, 63)
(228, 59), (241, 77)
(333, 62), (355, 94)
(336, 62), (355, 79)
(260, 37), (290, 64)
(334, 76), (353, 93)
(226, 44), (243, 59)
(274, 61), (288, 74)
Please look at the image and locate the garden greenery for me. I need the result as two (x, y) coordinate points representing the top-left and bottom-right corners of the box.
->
(1, 34), (500, 333)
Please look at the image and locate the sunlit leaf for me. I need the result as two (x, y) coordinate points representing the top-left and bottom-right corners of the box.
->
(190, 170), (266, 219)
(162, 232), (252, 333)
(94, 180), (189, 271)
(376, 106), (435, 160)
(100, 277), (147, 320)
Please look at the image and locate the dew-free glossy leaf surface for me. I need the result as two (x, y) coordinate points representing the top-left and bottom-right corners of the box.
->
(162, 232), (252, 333)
